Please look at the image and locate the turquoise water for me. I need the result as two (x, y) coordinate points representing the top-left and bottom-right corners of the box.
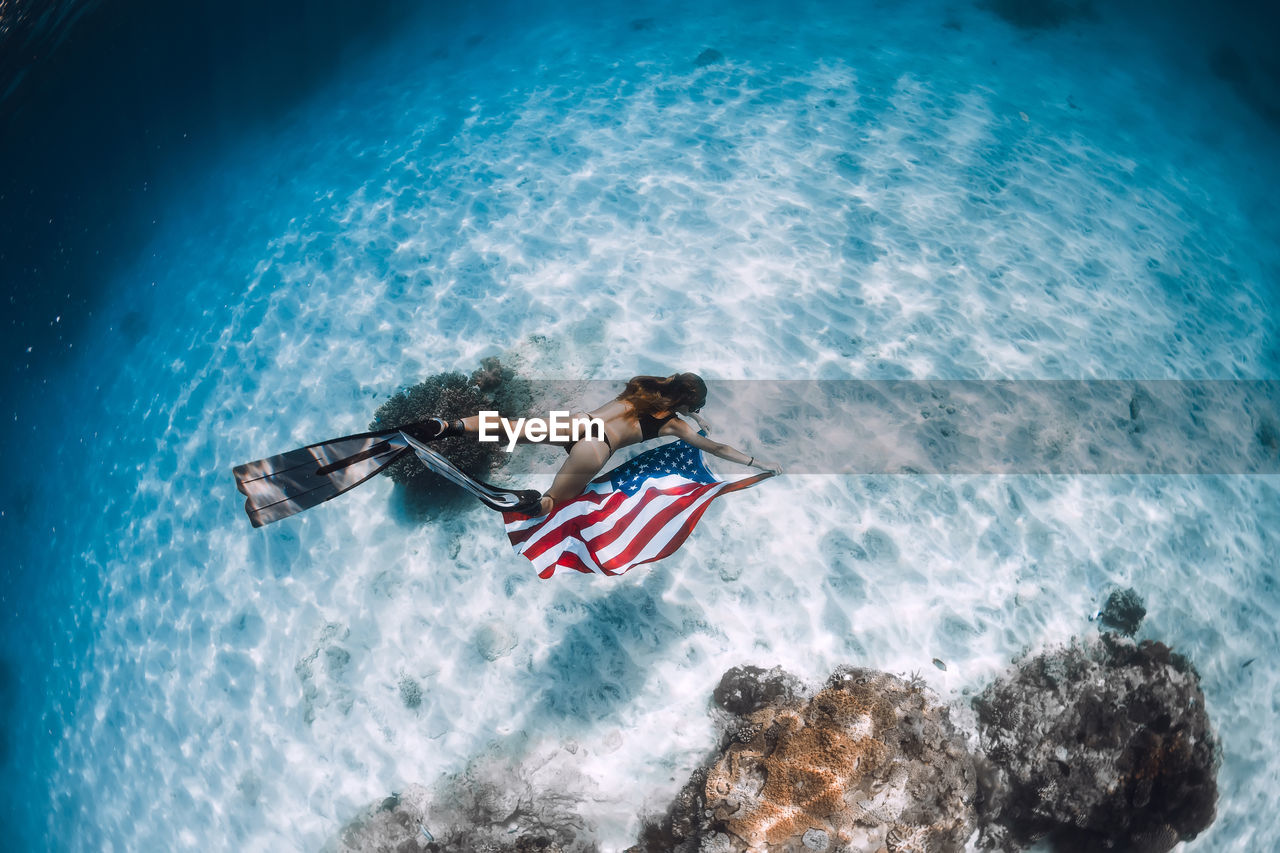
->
(2, 0), (1278, 849)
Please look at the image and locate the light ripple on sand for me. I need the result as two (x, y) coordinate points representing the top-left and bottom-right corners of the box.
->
(35, 0), (1280, 850)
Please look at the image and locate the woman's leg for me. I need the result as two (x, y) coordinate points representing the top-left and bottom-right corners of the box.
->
(458, 414), (561, 445)
(441, 414), (608, 515)
(539, 439), (612, 513)
(457, 412), (605, 450)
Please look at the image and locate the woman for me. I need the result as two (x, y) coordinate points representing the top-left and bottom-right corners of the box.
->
(420, 372), (783, 516)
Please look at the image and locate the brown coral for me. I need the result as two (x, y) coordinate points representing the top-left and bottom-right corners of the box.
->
(700, 668), (976, 852)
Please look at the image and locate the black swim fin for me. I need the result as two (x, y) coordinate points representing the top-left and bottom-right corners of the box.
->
(232, 418), (535, 526)
(400, 432), (544, 514)
(233, 426), (413, 527)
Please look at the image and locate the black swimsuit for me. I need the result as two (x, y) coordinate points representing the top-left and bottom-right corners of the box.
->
(562, 411), (675, 453)
(638, 412), (677, 440)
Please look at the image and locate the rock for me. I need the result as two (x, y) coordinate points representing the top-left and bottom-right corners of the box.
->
(1098, 587), (1146, 636)
(973, 635), (1218, 851)
(638, 667), (977, 852)
(324, 784), (434, 853)
(712, 664), (806, 717)
(421, 753), (595, 852)
(694, 48), (724, 67)
(369, 359), (531, 512)
(327, 754), (597, 853)
(399, 676), (423, 709)
(801, 827), (829, 849)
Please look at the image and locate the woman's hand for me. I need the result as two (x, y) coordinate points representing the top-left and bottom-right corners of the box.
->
(689, 412), (712, 434)
(753, 459), (783, 475)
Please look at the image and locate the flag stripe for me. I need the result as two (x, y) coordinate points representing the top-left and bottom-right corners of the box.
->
(502, 439), (773, 578)
(514, 490), (633, 562)
(594, 483), (716, 567)
(621, 474), (771, 568)
(505, 484), (616, 547)
(605, 484), (726, 570)
(589, 481), (707, 562)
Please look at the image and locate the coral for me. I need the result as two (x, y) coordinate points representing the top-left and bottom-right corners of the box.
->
(326, 754), (598, 853)
(471, 355), (535, 417)
(637, 666), (977, 852)
(974, 635), (1218, 852)
(368, 359), (532, 511)
(1098, 587), (1146, 637)
(981, 0), (1094, 30)
(399, 675), (423, 709)
(324, 784), (434, 853)
(713, 665), (806, 717)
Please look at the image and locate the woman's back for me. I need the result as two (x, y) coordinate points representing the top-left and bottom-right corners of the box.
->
(585, 398), (676, 450)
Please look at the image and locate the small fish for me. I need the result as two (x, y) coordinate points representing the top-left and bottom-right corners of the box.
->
(932, 658), (947, 671)
(1242, 658), (1255, 669)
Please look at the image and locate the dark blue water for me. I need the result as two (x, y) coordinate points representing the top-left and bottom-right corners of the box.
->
(1, 0), (1278, 849)
(2, 2), (429, 846)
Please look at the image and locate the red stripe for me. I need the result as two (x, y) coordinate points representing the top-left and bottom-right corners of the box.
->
(602, 475), (772, 572)
(503, 487), (612, 545)
(514, 490), (631, 562)
(520, 470), (775, 578)
(599, 484), (719, 571)
(579, 481), (706, 556)
(538, 550), (600, 579)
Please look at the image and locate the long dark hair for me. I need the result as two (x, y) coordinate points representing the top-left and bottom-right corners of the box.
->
(617, 373), (707, 417)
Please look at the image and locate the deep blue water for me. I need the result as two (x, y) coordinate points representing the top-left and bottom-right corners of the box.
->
(2, 0), (1278, 850)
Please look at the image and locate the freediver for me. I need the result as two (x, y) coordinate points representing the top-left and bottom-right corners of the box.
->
(417, 372), (783, 517)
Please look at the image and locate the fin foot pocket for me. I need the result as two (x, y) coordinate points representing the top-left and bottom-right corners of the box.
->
(508, 491), (546, 517)
(400, 418), (447, 442)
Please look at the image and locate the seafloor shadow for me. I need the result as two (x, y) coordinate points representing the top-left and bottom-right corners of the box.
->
(516, 569), (703, 727)
(980, 0), (1095, 30)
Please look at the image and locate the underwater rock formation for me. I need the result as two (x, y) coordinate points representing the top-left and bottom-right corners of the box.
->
(637, 666), (977, 852)
(712, 664), (806, 717)
(327, 754), (599, 853)
(981, 0), (1094, 30)
(1098, 587), (1147, 637)
(694, 48), (725, 67)
(974, 635), (1218, 852)
(369, 358), (532, 509)
(325, 785), (435, 853)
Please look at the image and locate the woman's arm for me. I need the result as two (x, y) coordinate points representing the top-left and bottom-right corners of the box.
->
(665, 419), (783, 474)
(687, 411), (712, 433)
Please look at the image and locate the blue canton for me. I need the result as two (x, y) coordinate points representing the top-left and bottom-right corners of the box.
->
(607, 440), (717, 495)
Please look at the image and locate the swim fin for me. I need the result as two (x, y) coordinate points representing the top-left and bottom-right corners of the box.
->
(233, 419), (540, 526)
(400, 432), (544, 514)
(233, 426), (413, 527)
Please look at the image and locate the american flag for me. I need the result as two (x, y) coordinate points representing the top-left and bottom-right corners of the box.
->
(503, 439), (774, 578)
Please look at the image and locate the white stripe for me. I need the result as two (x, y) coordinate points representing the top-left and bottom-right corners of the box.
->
(591, 480), (711, 564)
(512, 484), (624, 560)
(504, 481), (613, 537)
(526, 533), (605, 575)
(585, 487), (686, 564)
(575, 489), (654, 542)
(627, 483), (731, 565)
